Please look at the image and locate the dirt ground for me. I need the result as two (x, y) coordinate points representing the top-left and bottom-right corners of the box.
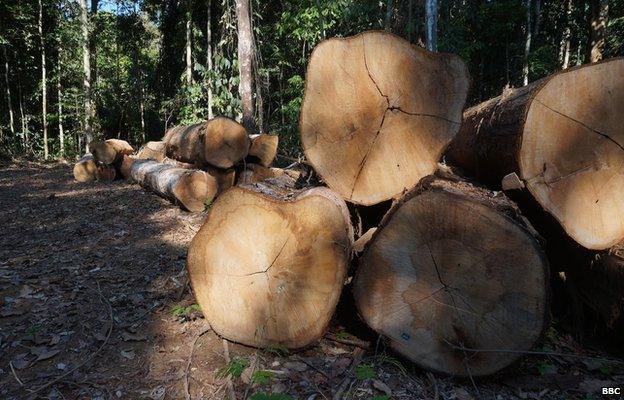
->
(1, 160), (623, 400)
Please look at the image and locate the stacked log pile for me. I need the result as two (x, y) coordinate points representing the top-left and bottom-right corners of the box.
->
(72, 30), (624, 374)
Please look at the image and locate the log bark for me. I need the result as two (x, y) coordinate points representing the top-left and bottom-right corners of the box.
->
(300, 31), (469, 206)
(136, 141), (166, 162)
(89, 139), (134, 165)
(120, 156), (217, 212)
(353, 176), (549, 377)
(247, 134), (278, 167)
(73, 154), (116, 182)
(163, 118), (250, 169)
(445, 59), (624, 250)
(187, 183), (353, 348)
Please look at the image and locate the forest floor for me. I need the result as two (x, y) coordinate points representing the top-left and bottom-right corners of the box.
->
(1, 160), (623, 400)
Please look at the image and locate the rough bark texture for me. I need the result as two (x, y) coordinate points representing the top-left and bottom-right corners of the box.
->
(353, 176), (549, 377)
(120, 156), (217, 212)
(247, 134), (278, 167)
(89, 139), (134, 165)
(235, 0), (255, 132)
(136, 141), (166, 162)
(187, 184), (353, 348)
(163, 118), (250, 169)
(78, 0), (93, 148)
(300, 31), (469, 206)
(446, 59), (624, 250)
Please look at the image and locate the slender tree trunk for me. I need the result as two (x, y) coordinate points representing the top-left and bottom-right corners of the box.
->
(589, 0), (609, 62)
(57, 45), (64, 156)
(185, 1), (193, 85)
(39, 0), (49, 159)
(522, 0), (532, 86)
(425, 0), (438, 52)
(559, 0), (573, 69)
(140, 81), (146, 142)
(79, 0), (93, 148)
(385, 0), (393, 32)
(235, 0), (255, 132)
(206, 0), (213, 119)
(90, 0), (98, 87)
(17, 64), (28, 150)
(2, 46), (14, 140)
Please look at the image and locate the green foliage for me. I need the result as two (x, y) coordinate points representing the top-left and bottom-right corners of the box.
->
(249, 393), (293, 400)
(171, 303), (201, 318)
(217, 357), (249, 379)
(263, 343), (289, 356)
(355, 363), (376, 380)
(251, 370), (274, 385)
(371, 397), (390, 400)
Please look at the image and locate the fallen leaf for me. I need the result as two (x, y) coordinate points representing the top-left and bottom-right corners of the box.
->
(121, 330), (147, 342)
(120, 349), (135, 360)
(35, 349), (60, 362)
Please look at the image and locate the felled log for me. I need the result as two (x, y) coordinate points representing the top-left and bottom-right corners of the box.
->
(247, 134), (278, 167)
(187, 183), (353, 348)
(73, 154), (116, 182)
(89, 139), (134, 165)
(300, 30), (470, 206)
(136, 141), (166, 162)
(164, 117), (250, 169)
(353, 177), (549, 377)
(120, 156), (217, 212)
(446, 59), (624, 250)
(73, 154), (98, 182)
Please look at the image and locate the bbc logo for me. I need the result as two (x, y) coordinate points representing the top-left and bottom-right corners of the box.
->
(602, 387), (622, 396)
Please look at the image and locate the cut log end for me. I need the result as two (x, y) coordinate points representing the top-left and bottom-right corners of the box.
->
(248, 134), (279, 167)
(187, 185), (353, 348)
(353, 178), (548, 376)
(89, 139), (134, 165)
(300, 30), (469, 205)
(137, 141), (166, 162)
(202, 117), (251, 169)
(520, 58), (624, 250)
(73, 154), (97, 182)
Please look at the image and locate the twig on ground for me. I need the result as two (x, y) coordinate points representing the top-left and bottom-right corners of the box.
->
(25, 282), (114, 397)
(426, 372), (439, 400)
(10, 361), (24, 386)
(332, 347), (365, 400)
(222, 339), (237, 400)
(242, 353), (258, 400)
(325, 334), (370, 350)
(184, 325), (212, 400)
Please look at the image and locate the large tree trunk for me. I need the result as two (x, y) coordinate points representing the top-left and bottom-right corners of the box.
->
(187, 183), (353, 348)
(446, 59), (624, 251)
(589, 0), (609, 63)
(353, 176), (548, 377)
(39, 0), (49, 159)
(235, 0), (255, 132)
(300, 31), (469, 206)
(89, 138), (134, 165)
(425, 0), (438, 52)
(120, 156), (217, 212)
(163, 117), (250, 169)
(78, 0), (93, 149)
(2, 45), (14, 139)
(246, 134), (278, 167)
